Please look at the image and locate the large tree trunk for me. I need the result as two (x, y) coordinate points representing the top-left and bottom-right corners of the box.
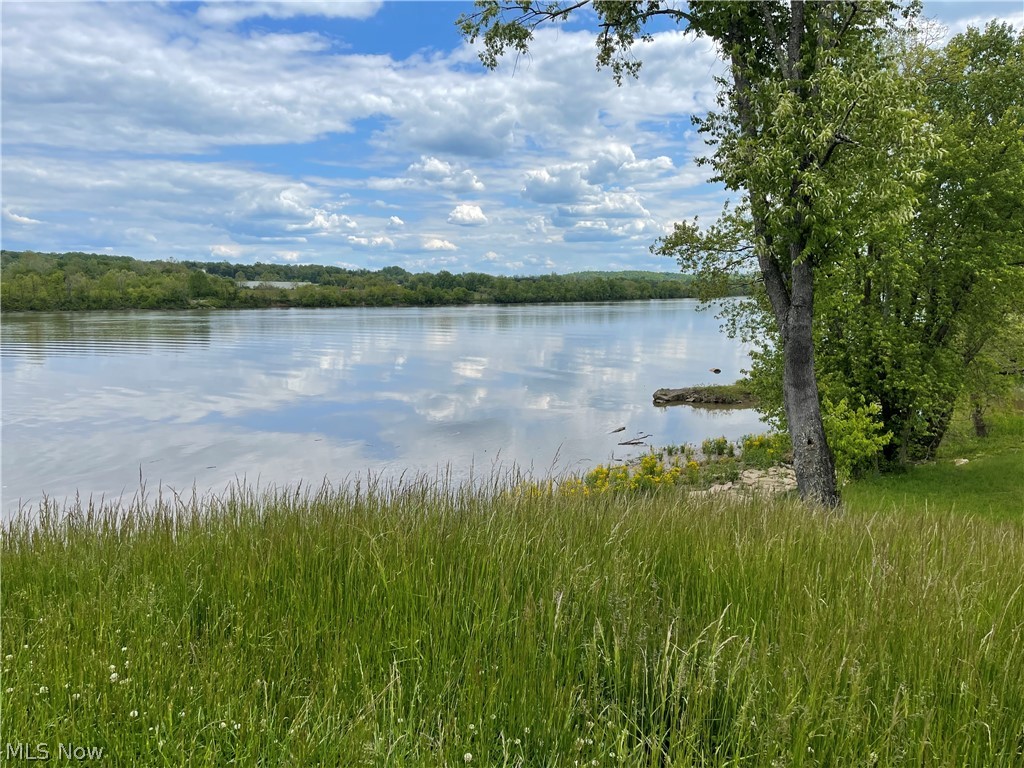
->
(780, 261), (839, 507)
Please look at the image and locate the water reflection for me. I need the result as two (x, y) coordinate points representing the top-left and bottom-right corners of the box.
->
(2, 302), (765, 514)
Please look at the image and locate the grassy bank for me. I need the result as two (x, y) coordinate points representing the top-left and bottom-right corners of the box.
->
(844, 396), (1024, 520)
(3, 476), (1023, 766)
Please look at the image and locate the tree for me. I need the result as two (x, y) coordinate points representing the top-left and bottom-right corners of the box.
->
(460, 0), (931, 506)
(664, 21), (1023, 471)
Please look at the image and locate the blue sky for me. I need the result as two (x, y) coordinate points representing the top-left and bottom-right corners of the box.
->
(2, 1), (1021, 275)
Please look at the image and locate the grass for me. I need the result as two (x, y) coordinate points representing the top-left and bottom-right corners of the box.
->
(3, 470), (1023, 766)
(844, 397), (1024, 520)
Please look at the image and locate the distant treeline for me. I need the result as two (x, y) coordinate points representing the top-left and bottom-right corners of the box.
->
(0, 251), (751, 312)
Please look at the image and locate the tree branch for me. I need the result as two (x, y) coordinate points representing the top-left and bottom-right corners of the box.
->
(760, 2), (793, 78)
(788, 0), (805, 81)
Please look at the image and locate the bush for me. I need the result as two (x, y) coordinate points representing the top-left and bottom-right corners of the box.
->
(740, 432), (792, 469)
(822, 397), (892, 484)
(700, 436), (735, 458)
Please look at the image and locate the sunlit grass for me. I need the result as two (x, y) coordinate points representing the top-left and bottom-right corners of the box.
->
(844, 397), (1024, 520)
(3, 474), (1023, 766)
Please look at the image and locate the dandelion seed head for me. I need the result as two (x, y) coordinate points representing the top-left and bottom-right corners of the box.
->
(110, 673), (119, 683)
(130, 710), (139, 718)
(38, 686), (48, 694)
(464, 753), (473, 763)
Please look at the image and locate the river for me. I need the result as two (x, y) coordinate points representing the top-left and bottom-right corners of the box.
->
(1, 301), (765, 515)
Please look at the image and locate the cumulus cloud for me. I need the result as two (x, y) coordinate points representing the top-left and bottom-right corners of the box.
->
(423, 238), (458, 251)
(287, 211), (358, 233)
(211, 244), (244, 258)
(347, 235), (395, 250)
(556, 192), (651, 221)
(447, 204), (488, 226)
(0, 2), (742, 270)
(522, 166), (590, 204)
(408, 157), (485, 193)
(365, 157), (486, 194)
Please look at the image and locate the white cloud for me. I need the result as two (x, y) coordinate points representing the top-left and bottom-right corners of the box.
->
(197, 1), (384, 26)
(211, 244), (244, 258)
(0, 1), (894, 272)
(522, 166), (590, 205)
(423, 238), (457, 252)
(287, 211), (358, 233)
(2, 208), (42, 225)
(408, 157), (485, 192)
(347, 235), (395, 250)
(447, 204), (488, 227)
(556, 192), (651, 221)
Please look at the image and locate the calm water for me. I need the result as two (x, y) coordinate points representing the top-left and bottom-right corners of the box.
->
(1, 302), (764, 514)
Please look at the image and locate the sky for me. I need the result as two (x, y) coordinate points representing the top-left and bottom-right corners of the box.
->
(2, 1), (1021, 275)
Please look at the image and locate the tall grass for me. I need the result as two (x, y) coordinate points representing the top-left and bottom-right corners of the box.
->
(2, 478), (1023, 766)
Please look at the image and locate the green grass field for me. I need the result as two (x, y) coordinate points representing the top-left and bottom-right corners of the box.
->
(2, 400), (1022, 766)
(844, 399), (1024, 520)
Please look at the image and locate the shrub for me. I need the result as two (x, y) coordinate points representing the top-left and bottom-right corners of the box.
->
(700, 436), (735, 458)
(740, 432), (792, 469)
(822, 397), (892, 484)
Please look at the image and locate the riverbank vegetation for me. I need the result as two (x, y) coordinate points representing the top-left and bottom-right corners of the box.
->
(0, 251), (751, 312)
(3, 399), (1022, 766)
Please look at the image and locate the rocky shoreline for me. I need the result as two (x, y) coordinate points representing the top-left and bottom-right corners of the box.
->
(652, 382), (758, 408)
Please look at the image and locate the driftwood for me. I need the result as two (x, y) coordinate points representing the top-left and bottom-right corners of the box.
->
(618, 433), (652, 446)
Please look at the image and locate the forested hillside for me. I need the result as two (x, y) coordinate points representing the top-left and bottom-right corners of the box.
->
(0, 251), (750, 312)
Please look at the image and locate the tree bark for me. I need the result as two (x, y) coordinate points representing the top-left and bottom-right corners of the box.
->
(781, 260), (840, 507)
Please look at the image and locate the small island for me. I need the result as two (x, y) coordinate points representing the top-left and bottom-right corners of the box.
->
(653, 380), (758, 408)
